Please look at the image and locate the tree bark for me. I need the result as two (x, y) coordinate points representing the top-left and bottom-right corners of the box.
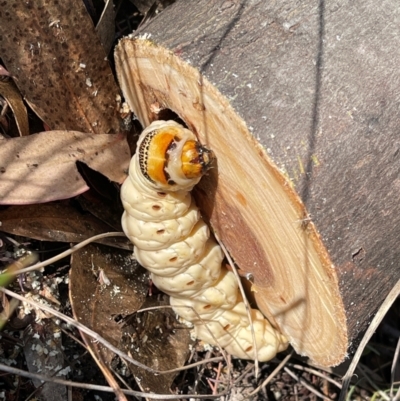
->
(115, 0), (400, 366)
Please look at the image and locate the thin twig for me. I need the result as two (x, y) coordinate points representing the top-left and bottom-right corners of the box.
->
(233, 361), (256, 385)
(284, 366), (334, 401)
(287, 362), (342, 389)
(9, 232), (127, 275)
(357, 364), (390, 401)
(248, 351), (293, 396)
(212, 362), (223, 395)
(0, 363), (224, 400)
(391, 336), (400, 400)
(217, 238), (260, 378)
(60, 326), (87, 349)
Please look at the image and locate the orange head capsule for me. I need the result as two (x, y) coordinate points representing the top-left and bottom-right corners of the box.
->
(136, 120), (214, 191)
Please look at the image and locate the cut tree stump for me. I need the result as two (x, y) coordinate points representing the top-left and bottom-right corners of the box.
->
(114, 0), (400, 367)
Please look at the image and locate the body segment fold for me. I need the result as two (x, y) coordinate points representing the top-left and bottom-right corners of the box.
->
(121, 120), (288, 361)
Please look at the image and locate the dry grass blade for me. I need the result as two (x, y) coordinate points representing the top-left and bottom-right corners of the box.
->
(10, 232), (126, 275)
(287, 363), (342, 390)
(339, 279), (400, 401)
(394, 385), (400, 401)
(284, 366), (334, 401)
(0, 252), (38, 289)
(391, 337), (400, 400)
(357, 364), (390, 401)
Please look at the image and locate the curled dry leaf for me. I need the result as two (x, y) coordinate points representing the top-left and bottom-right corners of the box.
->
(0, 79), (29, 137)
(0, 130), (130, 205)
(0, 202), (131, 250)
(0, 0), (121, 134)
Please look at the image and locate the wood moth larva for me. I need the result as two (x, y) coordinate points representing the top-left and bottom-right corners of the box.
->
(121, 120), (288, 361)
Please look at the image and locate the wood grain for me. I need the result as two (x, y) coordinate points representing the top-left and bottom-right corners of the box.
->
(114, 0), (400, 366)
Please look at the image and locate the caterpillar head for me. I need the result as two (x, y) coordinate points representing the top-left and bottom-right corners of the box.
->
(136, 120), (214, 192)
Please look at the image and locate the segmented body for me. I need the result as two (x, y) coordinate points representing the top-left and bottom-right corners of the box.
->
(121, 120), (288, 361)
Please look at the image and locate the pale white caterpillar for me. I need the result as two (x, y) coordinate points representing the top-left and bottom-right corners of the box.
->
(121, 120), (288, 361)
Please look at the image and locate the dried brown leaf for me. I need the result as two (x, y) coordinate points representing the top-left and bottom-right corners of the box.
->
(0, 202), (131, 250)
(0, 0), (121, 134)
(69, 243), (148, 365)
(120, 297), (192, 394)
(0, 79), (29, 137)
(70, 243), (191, 395)
(0, 130), (130, 205)
(77, 192), (124, 232)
